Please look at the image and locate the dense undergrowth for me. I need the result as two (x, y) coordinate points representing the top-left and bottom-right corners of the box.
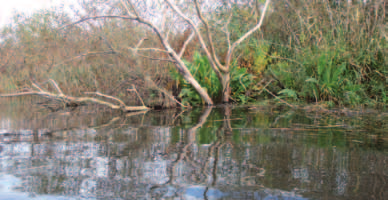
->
(263, 0), (387, 107)
(0, 0), (386, 108)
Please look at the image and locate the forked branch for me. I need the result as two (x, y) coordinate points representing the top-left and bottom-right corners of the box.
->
(225, 0), (271, 69)
(164, 0), (225, 76)
(178, 30), (196, 58)
(0, 80), (149, 112)
(193, 0), (223, 69)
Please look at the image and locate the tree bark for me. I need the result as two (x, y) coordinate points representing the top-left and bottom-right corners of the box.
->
(221, 72), (231, 103)
(0, 79), (150, 112)
(169, 48), (214, 105)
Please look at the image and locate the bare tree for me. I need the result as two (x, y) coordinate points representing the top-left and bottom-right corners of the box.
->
(63, 0), (271, 105)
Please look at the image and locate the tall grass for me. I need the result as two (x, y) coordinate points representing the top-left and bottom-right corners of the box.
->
(249, 0), (386, 106)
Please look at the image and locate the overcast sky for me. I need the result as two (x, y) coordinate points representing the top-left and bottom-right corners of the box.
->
(0, 0), (77, 27)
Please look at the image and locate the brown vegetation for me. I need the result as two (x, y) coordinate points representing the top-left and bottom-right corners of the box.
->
(0, 0), (272, 110)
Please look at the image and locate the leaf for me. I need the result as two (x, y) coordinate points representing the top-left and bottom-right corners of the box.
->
(179, 88), (192, 98)
(333, 63), (346, 82)
(278, 89), (298, 100)
(305, 78), (318, 83)
(324, 64), (332, 84)
(317, 54), (327, 76)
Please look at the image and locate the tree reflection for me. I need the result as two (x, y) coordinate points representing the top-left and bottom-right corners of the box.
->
(1, 105), (388, 199)
(149, 106), (213, 196)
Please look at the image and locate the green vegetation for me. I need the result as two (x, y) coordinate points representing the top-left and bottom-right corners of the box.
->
(0, 0), (386, 108)
(261, 0), (387, 107)
(171, 52), (222, 105)
(171, 52), (254, 105)
(168, 0), (387, 107)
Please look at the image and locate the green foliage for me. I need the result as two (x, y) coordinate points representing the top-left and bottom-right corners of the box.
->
(308, 52), (347, 101)
(260, 0), (387, 106)
(251, 42), (273, 74)
(230, 65), (255, 104)
(170, 52), (222, 105)
(278, 89), (298, 100)
(171, 52), (256, 105)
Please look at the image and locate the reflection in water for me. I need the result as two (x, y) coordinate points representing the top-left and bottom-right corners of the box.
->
(0, 102), (387, 199)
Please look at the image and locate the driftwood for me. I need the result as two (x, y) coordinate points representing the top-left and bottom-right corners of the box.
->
(0, 79), (149, 112)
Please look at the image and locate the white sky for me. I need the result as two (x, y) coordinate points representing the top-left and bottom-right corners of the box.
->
(0, 0), (77, 27)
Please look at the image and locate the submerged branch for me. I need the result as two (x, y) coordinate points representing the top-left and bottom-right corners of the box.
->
(85, 91), (126, 107)
(0, 79), (150, 112)
(145, 77), (188, 108)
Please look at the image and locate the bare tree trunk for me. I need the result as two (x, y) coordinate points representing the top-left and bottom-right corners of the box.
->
(223, 106), (232, 134)
(184, 73), (213, 105)
(221, 73), (231, 103)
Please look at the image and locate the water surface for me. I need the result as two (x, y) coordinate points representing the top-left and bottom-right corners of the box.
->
(0, 99), (387, 199)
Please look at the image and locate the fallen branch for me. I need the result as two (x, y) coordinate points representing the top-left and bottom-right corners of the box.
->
(144, 77), (189, 108)
(127, 84), (146, 107)
(84, 91), (126, 107)
(0, 79), (149, 112)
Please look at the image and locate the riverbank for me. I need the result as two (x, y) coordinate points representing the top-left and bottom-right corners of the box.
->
(0, 0), (386, 108)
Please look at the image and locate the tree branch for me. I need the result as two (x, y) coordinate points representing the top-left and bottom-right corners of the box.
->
(135, 37), (147, 48)
(0, 80), (149, 112)
(225, 0), (271, 69)
(61, 10), (214, 104)
(61, 16), (173, 63)
(128, 47), (170, 54)
(128, 84), (146, 107)
(222, 12), (233, 53)
(193, 0), (224, 69)
(52, 51), (115, 68)
(134, 52), (176, 62)
(84, 91), (126, 107)
(48, 79), (64, 95)
(164, 0), (225, 76)
(178, 30), (196, 58)
(32, 83), (45, 93)
(120, 0), (139, 18)
(126, 0), (141, 18)
(60, 15), (138, 29)
(145, 77), (189, 107)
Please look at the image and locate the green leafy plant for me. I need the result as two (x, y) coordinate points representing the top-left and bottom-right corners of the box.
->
(278, 89), (298, 100)
(171, 52), (257, 105)
(230, 64), (255, 104)
(305, 52), (346, 102)
(170, 52), (222, 105)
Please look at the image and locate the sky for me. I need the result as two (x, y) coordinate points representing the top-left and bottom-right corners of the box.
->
(0, 0), (77, 27)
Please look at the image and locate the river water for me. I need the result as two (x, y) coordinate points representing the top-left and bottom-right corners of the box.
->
(0, 99), (387, 200)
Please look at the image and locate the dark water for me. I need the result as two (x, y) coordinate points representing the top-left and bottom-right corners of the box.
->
(0, 99), (387, 200)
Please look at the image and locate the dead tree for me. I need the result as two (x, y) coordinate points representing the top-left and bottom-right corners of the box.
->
(61, 0), (271, 105)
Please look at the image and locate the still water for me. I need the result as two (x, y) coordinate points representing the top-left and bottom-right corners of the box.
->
(0, 99), (387, 200)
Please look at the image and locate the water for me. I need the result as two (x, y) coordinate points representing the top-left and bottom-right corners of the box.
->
(0, 99), (387, 200)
